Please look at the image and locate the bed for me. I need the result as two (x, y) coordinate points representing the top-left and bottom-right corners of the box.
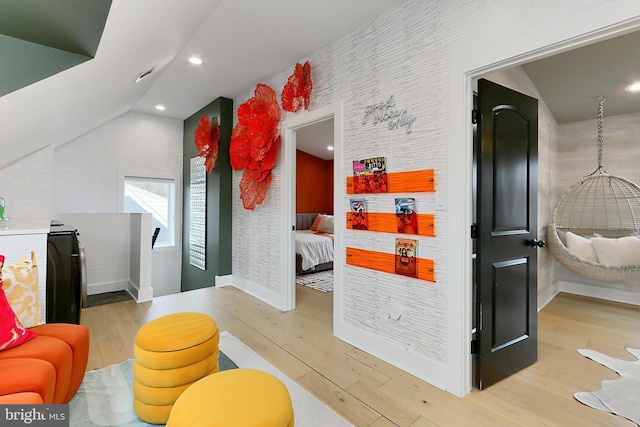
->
(296, 213), (334, 275)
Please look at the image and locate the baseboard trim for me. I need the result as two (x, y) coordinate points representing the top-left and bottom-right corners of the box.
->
(128, 280), (152, 303)
(538, 285), (559, 311)
(88, 280), (129, 295)
(215, 274), (233, 287)
(221, 275), (281, 308)
(558, 281), (640, 306)
(334, 321), (448, 393)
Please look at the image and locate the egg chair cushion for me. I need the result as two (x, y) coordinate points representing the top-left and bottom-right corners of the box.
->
(591, 235), (640, 267)
(566, 232), (599, 263)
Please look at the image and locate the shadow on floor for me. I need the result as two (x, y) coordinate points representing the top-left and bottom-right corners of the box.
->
(85, 290), (132, 308)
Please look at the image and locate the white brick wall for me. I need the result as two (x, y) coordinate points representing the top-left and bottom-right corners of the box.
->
(231, 0), (640, 395)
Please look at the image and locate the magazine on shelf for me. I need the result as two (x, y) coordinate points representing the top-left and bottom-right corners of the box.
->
(395, 197), (418, 234)
(395, 238), (418, 278)
(349, 198), (368, 230)
(352, 156), (388, 193)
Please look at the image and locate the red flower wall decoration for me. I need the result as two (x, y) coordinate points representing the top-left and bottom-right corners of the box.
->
(230, 84), (281, 210)
(194, 115), (220, 173)
(281, 61), (312, 113)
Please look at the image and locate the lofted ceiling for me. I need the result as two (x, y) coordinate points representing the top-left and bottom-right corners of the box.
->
(1, 1), (640, 171)
(0, 0), (407, 170)
(0, 0), (111, 97)
(521, 29), (640, 124)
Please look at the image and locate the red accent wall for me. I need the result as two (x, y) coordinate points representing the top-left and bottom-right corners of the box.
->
(296, 150), (333, 214)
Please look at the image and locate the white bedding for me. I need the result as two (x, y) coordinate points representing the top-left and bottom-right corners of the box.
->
(295, 230), (334, 271)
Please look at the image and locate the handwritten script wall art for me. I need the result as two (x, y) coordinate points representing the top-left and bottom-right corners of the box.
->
(363, 95), (417, 134)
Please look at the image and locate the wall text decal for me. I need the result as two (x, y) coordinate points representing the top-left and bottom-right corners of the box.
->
(363, 95), (417, 134)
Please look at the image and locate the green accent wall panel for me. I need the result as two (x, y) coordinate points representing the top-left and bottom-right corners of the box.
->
(181, 97), (233, 291)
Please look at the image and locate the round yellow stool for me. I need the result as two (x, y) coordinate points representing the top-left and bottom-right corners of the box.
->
(133, 312), (219, 424)
(166, 368), (294, 427)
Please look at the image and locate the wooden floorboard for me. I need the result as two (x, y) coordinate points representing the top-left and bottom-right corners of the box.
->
(81, 288), (640, 426)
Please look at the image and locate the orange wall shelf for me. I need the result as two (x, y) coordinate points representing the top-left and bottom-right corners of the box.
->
(346, 212), (435, 236)
(346, 247), (436, 282)
(346, 169), (435, 194)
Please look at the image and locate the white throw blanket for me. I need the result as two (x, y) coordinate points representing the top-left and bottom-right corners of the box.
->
(295, 230), (333, 271)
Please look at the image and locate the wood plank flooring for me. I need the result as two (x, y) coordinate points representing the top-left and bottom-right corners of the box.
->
(81, 288), (640, 426)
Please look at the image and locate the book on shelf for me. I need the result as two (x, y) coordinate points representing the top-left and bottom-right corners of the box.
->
(352, 156), (388, 193)
(395, 197), (418, 234)
(349, 198), (368, 230)
(395, 238), (418, 278)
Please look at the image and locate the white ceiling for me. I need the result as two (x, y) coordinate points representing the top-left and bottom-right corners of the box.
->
(2, 0), (640, 170)
(295, 118), (335, 160)
(521, 29), (640, 124)
(0, 0), (406, 169)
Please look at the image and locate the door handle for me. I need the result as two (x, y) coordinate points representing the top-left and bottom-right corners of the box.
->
(527, 239), (546, 248)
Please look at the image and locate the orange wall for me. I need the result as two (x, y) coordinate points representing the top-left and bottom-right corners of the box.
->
(296, 150), (333, 214)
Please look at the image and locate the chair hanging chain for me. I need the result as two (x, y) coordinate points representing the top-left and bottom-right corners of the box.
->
(595, 95), (606, 174)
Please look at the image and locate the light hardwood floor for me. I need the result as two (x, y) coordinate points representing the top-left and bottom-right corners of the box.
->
(81, 287), (640, 426)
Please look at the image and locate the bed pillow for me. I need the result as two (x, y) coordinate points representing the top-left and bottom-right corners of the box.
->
(310, 215), (324, 231)
(0, 255), (37, 351)
(591, 236), (640, 266)
(566, 231), (599, 263)
(1, 251), (41, 327)
(318, 215), (334, 234)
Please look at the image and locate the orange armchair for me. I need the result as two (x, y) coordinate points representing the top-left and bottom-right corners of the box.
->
(0, 323), (89, 404)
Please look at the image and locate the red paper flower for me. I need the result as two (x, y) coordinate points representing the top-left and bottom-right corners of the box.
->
(229, 125), (250, 170)
(194, 115), (220, 173)
(230, 84), (281, 209)
(239, 169), (273, 210)
(281, 61), (312, 113)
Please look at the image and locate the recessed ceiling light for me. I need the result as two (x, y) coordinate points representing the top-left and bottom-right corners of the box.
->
(155, 104), (166, 111)
(625, 82), (640, 92)
(327, 145), (334, 151)
(188, 57), (203, 65)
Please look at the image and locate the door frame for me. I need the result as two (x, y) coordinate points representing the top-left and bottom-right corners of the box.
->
(453, 19), (640, 395)
(280, 101), (343, 316)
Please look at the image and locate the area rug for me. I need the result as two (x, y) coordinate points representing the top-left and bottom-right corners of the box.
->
(296, 270), (334, 292)
(574, 347), (640, 425)
(69, 331), (352, 426)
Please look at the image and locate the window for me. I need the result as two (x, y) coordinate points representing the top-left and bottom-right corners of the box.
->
(123, 176), (176, 247)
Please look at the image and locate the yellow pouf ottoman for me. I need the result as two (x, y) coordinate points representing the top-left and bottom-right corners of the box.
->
(166, 368), (294, 427)
(133, 312), (219, 424)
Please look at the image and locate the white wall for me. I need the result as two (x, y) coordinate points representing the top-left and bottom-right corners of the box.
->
(230, 0), (640, 396)
(0, 145), (54, 219)
(0, 111), (180, 299)
(129, 213), (153, 301)
(54, 111), (183, 297)
(57, 213), (131, 294)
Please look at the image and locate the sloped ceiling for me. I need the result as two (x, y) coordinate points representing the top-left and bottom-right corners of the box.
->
(3, 0), (637, 172)
(521, 29), (640, 124)
(0, 0), (112, 97)
(0, 0), (407, 170)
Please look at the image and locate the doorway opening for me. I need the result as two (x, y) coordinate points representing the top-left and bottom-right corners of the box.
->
(294, 118), (335, 305)
(281, 103), (343, 333)
(463, 20), (640, 393)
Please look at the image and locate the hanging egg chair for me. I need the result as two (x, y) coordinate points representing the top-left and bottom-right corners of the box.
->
(547, 96), (640, 281)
